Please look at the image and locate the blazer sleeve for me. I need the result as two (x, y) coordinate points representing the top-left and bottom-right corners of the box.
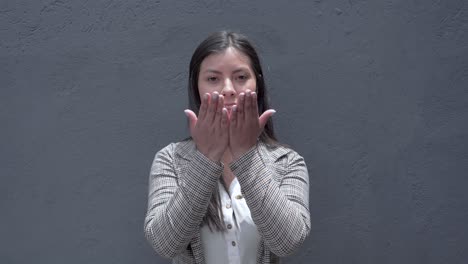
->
(229, 144), (311, 257)
(144, 143), (223, 258)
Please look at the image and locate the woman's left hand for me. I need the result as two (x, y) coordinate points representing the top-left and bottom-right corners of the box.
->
(229, 90), (276, 161)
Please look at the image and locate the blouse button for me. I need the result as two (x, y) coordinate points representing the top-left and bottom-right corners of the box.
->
(227, 224), (232, 229)
(232, 241), (236, 246)
(226, 204), (231, 209)
(235, 194), (243, 199)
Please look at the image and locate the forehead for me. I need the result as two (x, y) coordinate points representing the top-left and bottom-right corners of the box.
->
(200, 47), (253, 72)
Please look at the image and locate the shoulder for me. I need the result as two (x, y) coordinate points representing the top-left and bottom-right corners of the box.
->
(153, 138), (196, 160)
(258, 141), (305, 166)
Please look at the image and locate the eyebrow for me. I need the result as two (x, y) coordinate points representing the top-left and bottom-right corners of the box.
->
(202, 68), (250, 74)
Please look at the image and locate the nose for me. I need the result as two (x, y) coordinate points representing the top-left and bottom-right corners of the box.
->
(221, 79), (236, 98)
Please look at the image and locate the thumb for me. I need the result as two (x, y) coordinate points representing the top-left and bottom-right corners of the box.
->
(259, 109), (276, 129)
(184, 109), (198, 132)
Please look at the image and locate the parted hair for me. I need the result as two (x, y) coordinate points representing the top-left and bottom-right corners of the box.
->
(187, 31), (278, 231)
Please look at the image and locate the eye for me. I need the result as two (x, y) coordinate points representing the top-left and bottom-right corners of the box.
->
(236, 74), (249, 81)
(207, 76), (218, 82)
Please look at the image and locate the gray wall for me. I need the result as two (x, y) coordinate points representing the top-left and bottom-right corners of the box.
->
(1, 0), (467, 263)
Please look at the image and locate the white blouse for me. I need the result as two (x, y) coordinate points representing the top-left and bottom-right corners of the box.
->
(200, 177), (261, 264)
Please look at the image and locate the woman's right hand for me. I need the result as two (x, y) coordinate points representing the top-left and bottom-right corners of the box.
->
(184, 92), (229, 162)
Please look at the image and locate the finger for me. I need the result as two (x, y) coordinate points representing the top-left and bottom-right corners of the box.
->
(245, 89), (251, 109)
(245, 90), (253, 120)
(221, 107), (228, 129)
(259, 109), (276, 129)
(184, 109), (198, 132)
(237, 92), (245, 122)
(251, 92), (259, 118)
(207, 92), (219, 123)
(230, 105), (238, 129)
(214, 94), (224, 127)
(199, 93), (209, 121)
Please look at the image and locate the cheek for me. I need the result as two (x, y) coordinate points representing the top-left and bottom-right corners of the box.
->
(236, 80), (257, 93)
(245, 79), (257, 92)
(197, 81), (210, 96)
(199, 83), (229, 97)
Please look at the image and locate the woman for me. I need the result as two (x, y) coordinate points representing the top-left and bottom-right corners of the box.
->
(144, 31), (310, 264)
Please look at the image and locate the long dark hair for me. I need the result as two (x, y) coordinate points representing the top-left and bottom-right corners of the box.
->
(188, 31), (277, 231)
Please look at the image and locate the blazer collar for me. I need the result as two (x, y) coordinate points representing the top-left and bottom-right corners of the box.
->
(173, 138), (197, 161)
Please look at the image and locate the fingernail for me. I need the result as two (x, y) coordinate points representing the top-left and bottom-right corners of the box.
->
(184, 110), (190, 116)
(271, 110), (276, 115)
(212, 93), (218, 99)
(203, 94), (208, 100)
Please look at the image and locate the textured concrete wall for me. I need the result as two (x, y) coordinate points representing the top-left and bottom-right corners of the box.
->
(1, 0), (468, 263)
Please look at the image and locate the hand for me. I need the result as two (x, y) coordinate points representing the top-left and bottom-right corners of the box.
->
(184, 92), (229, 162)
(228, 90), (276, 161)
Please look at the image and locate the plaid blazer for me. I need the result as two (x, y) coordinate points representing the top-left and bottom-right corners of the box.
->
(144, 139), (310, 264)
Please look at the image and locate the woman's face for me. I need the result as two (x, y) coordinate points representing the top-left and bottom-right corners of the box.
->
(198, 47), (257, 114)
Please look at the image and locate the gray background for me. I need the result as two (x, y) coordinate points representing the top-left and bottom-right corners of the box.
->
(1, 0), (468, 263)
